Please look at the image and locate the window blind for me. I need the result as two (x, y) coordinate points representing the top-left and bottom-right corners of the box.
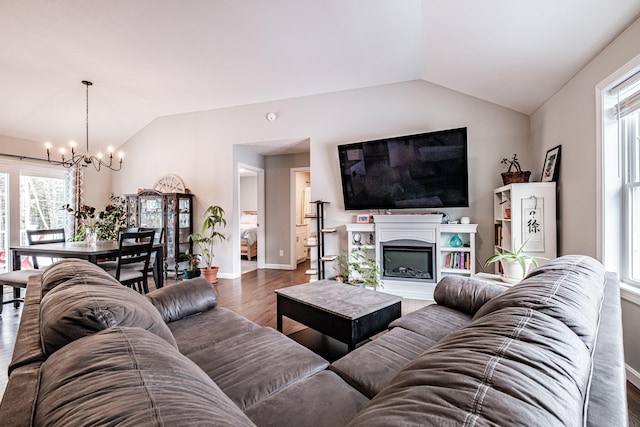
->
(610, 70), (640, 119)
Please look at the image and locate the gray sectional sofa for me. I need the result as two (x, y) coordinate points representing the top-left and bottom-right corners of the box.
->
(0, 255), (627, 426)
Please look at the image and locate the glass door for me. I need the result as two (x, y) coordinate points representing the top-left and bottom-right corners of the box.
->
(139, 196), (164, 229)
(0, 174), (8, 273)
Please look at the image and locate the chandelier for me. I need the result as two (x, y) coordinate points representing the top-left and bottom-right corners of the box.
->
(45, 80), (123, 171)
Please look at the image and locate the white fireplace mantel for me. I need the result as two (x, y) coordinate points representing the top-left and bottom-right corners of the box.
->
(374, 214), (442, 244)
(373, 214), (443, 300)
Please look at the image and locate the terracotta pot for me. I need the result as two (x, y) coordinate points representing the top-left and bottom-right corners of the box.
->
(201, 266), (219, 284)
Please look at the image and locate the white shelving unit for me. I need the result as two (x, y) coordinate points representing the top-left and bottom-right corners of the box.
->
(438, 223), (478, 278)
(344, 223), (375, 254)
(493, 182), (557, 274)
(341, 223), (376, 281)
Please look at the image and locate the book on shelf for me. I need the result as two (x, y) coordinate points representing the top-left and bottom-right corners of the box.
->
(494, 223), (503, 246)
(445, 252), (471, 270)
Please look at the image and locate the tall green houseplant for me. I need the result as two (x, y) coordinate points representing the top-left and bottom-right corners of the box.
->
(189, 205), (226, 283)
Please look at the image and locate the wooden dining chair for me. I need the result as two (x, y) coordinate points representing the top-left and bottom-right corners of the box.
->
(138, 227), (164, 278)
(0, 228), (66, 314)
(108, 230), (155, 294)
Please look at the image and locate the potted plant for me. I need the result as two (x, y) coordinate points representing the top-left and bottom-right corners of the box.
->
(334, 246), (382, 290)
(484, 238), (543, 284)
(501, 154), (531, 185)
(180, 252), (201, 279)
(189, 205), (226, 284)
(334, 250), (352, 283)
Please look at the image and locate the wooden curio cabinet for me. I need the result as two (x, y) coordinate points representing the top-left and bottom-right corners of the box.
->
(125, 190), (194, 279)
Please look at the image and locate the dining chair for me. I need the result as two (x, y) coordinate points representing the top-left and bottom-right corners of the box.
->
(0, 228), (66, 314)
(108, 230), (155, 294)
(138, 227), (164, 278)
(99, 227), (162, 272)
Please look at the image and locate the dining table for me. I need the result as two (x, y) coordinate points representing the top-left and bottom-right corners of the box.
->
(10, 240), (165, 288)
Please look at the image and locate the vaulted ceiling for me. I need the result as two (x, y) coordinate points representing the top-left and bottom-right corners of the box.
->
(1, 0), (639, 151)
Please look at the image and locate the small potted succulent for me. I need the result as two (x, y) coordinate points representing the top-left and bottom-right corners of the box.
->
(501, 154), (531, 185)
(180, 252), (201, 279)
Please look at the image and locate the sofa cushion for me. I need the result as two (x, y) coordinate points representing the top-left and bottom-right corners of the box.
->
(245, 370), (369, 427)
(168, 306), (260, 356)
(331, 327), (438, 398)
(40, 276), (177, 355)
(34, 327), (256, 427)
(146, 277), (218, 323)
(187, 327), (329, 411)
(473, 255), (606, 350)
(388, 304), (472, 341)
(349, 306), (593, 426)
(434, 275), (508, 315)
(41, 258), (118, 297)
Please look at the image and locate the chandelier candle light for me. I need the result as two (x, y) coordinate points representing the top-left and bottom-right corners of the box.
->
(45, 80), (123, 171)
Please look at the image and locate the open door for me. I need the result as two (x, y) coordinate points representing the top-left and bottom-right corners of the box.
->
(238, 164), (265, 273)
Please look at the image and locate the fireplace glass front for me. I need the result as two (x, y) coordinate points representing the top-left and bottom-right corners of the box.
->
(382, 240), (435, 283)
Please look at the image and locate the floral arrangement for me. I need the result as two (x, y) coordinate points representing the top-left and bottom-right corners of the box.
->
(63, 194), (126, 241)
(95, 195), (126, 241)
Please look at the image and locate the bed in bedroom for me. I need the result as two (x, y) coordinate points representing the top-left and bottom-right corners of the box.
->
(240, 211), (258, 260)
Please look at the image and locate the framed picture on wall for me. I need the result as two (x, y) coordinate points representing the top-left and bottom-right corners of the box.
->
(356, 213), (370, 224)
(541, 145), (561, 182)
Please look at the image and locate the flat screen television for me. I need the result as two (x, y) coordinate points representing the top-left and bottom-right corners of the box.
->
(338, 127), (468, 210)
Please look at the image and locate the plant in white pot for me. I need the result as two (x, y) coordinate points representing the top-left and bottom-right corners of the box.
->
(189, 205), (226, 284)
(484, 238), (543, 284)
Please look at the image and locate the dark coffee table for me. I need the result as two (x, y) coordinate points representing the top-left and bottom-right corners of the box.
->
(276, 280), (402, 356)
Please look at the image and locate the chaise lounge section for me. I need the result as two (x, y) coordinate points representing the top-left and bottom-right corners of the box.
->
(0, 255), (627, 426)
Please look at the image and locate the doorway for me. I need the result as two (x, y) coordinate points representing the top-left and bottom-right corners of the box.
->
(291, 168), (311, 268)
(238, 165), (265, 274)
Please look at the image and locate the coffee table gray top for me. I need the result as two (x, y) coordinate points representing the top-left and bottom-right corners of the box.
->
(275, 280), (401, 320)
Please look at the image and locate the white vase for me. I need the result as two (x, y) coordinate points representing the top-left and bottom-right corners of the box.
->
(501, 258), (532, 283)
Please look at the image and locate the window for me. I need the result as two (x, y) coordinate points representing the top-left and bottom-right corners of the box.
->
(603, 68), (640, 287)
(20, 175), (67, 245)
(0, 162), (68, 271)
(622, 107), (640, 284)
(0, 173), (8, 273)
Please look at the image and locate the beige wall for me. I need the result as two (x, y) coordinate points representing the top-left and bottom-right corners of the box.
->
(114, 79), (529, 278)
(530, 17), (640, 376)
(240, 176), (258, 212)
(264, 153), (310, 266)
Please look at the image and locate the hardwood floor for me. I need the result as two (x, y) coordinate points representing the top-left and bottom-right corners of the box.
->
(1, 261), (638, 424)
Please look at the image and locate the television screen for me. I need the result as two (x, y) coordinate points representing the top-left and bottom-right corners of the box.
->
(338, 127), (468, 210)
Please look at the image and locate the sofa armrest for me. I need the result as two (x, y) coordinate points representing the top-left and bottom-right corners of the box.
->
(434, 275), (508, 315)
(146, 277), (218, 323)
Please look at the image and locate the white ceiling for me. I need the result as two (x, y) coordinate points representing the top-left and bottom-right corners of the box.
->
(0, 0), (639, 153)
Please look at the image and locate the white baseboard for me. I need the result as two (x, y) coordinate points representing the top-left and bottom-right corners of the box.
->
(627, 364), (640, 389)
(217, 272), (240, 280)
(263, 263), (295, 270)
(380, 280), (436, 300)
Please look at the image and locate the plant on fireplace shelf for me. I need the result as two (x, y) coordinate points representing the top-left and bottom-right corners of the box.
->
(188, 205), (226, 283)
(334, 246), (382, 290)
